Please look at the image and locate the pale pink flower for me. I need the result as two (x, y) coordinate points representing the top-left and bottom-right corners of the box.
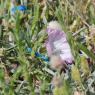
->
(50, 55), (63, 69)
(52, 75), (62, 87)
(90, 26), (95, 37)
(74, 91), (84, 95)
(45, 21), (74, 64)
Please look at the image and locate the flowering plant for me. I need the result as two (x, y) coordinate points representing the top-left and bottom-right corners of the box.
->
(0, 0), (95, 95)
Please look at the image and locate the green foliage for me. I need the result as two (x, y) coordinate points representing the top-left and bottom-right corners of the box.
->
(0, 0), (95, 95)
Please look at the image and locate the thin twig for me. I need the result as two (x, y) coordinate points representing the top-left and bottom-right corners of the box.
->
(73, 27), (86, 37)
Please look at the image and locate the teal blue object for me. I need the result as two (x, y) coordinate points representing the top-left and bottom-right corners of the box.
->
(17, 5), (27, 11)
(35, 52), (49, 62)
(26, 48), (49, 62)
(11, 5), (27, 13)
(26, 48), (32, 53)
(11, 6), (18, 12)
